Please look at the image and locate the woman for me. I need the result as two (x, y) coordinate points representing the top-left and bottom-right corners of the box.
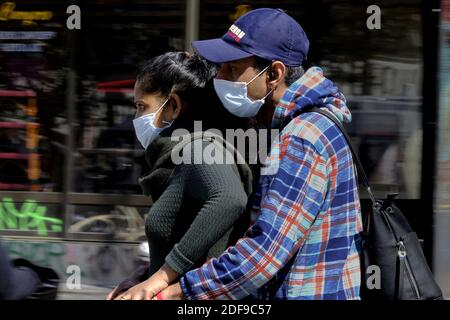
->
(106, 52), (253, 300)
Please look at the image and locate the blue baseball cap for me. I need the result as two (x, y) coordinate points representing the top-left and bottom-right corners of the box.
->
(192, 8), (309, 67)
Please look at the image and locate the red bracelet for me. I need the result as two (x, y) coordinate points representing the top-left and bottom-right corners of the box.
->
(156, 292), (164, 300)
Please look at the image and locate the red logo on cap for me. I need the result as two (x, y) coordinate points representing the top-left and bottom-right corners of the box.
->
(227, 24), (246, 43)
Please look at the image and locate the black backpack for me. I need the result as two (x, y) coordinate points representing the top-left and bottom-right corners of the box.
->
(289, 106), (444, 300)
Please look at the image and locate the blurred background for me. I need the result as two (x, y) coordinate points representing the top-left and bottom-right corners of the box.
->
(0, 0), (448, 299)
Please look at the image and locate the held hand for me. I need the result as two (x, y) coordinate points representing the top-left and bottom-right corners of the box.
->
(107, 280), (138, 300)
(115, 264), (178, 300)
(152, 282), (184, 300)
(115, 273), (169, 300)
(107, 278), (144, 300)
(106, 286), (120, 300)
(106, 264), (149, 300)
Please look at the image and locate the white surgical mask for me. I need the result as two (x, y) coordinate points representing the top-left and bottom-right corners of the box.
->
(133, 98), (172, 149)
(213, 65), (273, 118)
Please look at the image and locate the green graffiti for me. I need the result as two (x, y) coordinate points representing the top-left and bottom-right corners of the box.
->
(0, 197), (63, 236)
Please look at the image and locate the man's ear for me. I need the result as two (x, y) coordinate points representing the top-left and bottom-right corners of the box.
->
(268, 61), (286, 88)
(167, 93), (184, 121)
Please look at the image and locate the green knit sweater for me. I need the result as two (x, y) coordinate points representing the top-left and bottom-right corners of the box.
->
(139, 133), (253, 276)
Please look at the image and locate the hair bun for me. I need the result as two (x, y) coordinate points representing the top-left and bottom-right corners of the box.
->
(185, 54), (217, 84)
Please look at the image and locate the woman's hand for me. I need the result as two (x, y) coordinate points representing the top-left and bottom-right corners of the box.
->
(153, 282), (184, 300)
(114, 274), (169, 300)
(106, 280), (137, 301)
(106, 264), (149, 300)
(115, 264), (178, 300)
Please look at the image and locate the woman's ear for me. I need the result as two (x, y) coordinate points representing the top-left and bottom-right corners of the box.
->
(167, 93), (183, 121)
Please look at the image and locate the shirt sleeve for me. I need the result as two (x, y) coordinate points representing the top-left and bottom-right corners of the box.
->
(180, 135), (329, 300)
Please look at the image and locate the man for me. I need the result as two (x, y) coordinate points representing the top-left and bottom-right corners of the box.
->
(156, 7), (363, 300)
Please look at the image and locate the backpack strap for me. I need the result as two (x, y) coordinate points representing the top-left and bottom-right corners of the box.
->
(281, 106), (376, 205)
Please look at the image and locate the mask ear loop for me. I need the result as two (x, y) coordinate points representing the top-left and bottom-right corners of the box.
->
(261, 87), (274, 100)
(155, 97), (169, 114)
(160, 98), (175, 127)
(248, 63), (274, 100)
(247, 65), (271, 85)
(152, 97), (171, 127)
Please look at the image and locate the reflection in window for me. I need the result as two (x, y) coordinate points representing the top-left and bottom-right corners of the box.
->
(68, 205), (148, 242)
(0, 6), (68, 192)
(73, 1), (186, 194)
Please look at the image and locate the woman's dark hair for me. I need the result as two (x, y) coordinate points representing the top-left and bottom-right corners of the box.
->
(136, 52), (249, 133)
(136, 51), (216, 107)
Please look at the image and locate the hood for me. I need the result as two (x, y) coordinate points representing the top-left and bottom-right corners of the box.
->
(139, 132), (253, 199)
(272, 66), (352, 128)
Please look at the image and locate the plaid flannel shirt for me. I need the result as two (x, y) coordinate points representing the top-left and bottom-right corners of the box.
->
(180, 67), (364, 300)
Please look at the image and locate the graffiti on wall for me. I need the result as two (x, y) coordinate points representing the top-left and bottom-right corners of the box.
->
(0, 197), (63, 235)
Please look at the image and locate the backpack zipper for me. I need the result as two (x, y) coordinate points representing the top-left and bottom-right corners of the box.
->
(398, 241), (421, 299)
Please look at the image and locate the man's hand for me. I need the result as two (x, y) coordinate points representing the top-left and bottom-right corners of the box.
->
(115, 264), (178, 300)
(153, 282), (184, 300)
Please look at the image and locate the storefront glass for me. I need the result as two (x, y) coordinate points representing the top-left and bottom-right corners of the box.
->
(0, 1), (431, 240)
(199, 0), (424, 199)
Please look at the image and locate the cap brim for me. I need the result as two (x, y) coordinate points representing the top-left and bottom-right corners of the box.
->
(192, 38), (253, 64)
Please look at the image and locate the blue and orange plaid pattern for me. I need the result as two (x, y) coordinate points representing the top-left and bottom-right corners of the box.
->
(180, 67), (364, 300)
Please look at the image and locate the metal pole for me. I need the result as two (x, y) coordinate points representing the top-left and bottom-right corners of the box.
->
(185, 0), (200, 52)
(63, 30), (77, 237)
